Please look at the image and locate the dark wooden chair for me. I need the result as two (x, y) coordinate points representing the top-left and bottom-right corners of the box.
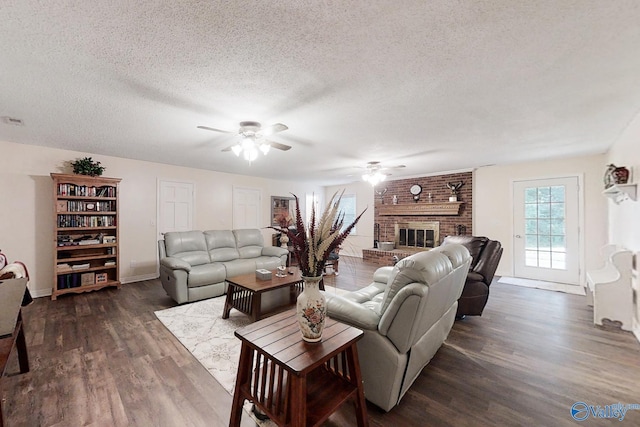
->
(323, 247), (341, 275)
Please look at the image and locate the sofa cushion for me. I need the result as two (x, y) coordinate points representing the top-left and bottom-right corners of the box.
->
(205, 230), (241, 262)
(442, 235), (488, 269)
(254, 256), (282, 270)
(164, 231), (211, 266)
(234, 229), (265, 259)
(187, 263), (226, 288)
(222, 259), (260, 278)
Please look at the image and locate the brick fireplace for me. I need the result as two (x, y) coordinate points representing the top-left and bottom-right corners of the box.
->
(364, 171), (473, 266)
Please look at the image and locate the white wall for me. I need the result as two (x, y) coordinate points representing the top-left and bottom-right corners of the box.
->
(0, 140), (322, 297)
(473, 154), (607, 278)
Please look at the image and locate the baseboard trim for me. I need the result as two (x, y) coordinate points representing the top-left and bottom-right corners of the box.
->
(121, 273), (158, 284)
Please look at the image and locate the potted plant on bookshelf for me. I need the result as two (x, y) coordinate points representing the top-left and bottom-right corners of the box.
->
(70, 157), (105, 176)
(270, 191), (365, 342)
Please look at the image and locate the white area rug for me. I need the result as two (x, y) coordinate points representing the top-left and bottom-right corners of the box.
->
(154, 286), (349, 425)
(497, 276), (586, 296)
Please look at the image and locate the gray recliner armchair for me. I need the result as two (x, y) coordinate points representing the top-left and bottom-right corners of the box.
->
(324, 244), (471, 411)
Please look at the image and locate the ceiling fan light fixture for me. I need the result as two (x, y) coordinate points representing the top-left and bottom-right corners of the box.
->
(243, 146), (259, 162)
(231, 144), (242, 156)
(363, 171), (386, 186)
(198, 121), (291, 163)
(259, 143), (270, 155)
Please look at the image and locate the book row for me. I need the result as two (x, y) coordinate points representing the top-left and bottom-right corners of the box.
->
(57, 184), (116, 197)
(58, 200), (115, 212)
(57, 215), (116, 228)
(57, 272), (108, 289)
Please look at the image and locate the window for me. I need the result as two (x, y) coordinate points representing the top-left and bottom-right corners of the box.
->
(337, 194), (357, 234)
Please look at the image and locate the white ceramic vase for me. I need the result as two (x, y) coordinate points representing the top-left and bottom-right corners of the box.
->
(280, 234), (289, 248)
(296, 275), (326, 342)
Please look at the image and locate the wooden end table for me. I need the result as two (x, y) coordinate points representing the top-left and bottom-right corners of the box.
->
(223, 268), (306, 322)
(229, 310), (368, 427)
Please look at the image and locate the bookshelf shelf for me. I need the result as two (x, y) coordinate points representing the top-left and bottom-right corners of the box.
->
(51, 173), (122, 300)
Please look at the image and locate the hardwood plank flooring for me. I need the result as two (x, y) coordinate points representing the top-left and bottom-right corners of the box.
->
(2, 257), (639, 426)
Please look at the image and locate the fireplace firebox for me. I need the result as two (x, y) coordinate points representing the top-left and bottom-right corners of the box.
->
(395, 221), (440, 250)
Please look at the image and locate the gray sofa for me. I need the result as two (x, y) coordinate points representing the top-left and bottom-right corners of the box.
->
(158, 229), (288, 304)
(325, 244), (471, 411)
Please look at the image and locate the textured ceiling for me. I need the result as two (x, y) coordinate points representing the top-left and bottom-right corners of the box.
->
(2, 1), (640, 185)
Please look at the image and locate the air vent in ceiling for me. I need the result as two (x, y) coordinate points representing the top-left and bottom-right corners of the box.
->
(2, 116), (25, 126)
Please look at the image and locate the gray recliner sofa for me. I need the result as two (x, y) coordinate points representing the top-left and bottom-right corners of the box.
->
(324, 244), (471, 411)
(158, 229), (288, 304)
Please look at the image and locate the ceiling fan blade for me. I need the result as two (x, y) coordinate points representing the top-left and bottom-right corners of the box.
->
(381, 164), (406, 170)
(263, 123), (288, 135)
(268, 141), (292, 151)
(197, 125), (233, 133)
(221, 145), (235, 152)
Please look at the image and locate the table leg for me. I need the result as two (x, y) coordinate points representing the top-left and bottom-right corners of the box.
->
(289, 375), (306, 427)
(222, 284), (234, 319)
(251, 293), (261, 322)
(16, 321), (29, 374)
(229, 344), (253, 427)
(346, 344), (369, 427)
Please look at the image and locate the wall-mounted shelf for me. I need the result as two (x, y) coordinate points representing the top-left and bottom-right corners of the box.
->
(603, 184), (637, 204)
(377, 202), (463, 216)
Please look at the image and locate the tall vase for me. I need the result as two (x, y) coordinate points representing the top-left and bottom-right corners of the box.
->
(296, 275), (326, 342)
(280, 234), (289, 248)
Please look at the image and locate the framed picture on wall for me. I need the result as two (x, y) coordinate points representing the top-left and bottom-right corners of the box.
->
(271, 196), (295, 227)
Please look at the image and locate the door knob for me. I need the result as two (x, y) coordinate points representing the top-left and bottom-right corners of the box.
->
(515, 235), (522, 238)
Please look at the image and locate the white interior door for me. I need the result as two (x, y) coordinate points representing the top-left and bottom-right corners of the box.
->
(157, 180), (194, 239)
(513, 177), (580, 285)
(233, 187), (261, 229)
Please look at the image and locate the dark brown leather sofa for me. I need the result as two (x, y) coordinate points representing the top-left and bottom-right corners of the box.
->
(442, 235), (503, 317)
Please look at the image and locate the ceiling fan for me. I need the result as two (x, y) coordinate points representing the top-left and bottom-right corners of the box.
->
(361, 161), (406, 185)
(197, 121), (292, 161)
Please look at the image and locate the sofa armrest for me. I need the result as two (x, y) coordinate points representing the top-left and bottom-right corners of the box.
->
(325, 294), (381, 330)
(160, 257), (192, 272)
(262, 246), (289, 258)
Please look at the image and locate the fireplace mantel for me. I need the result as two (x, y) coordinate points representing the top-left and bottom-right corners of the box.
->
(377, 202), (463, 216)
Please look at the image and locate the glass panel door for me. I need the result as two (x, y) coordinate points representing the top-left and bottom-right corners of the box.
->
(514, 177), (580, 285)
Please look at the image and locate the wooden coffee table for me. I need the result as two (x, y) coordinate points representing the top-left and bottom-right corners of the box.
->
(223, 267), (305, 322)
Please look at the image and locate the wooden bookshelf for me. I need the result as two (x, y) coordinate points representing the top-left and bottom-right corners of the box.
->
(51, 173), (122, 300)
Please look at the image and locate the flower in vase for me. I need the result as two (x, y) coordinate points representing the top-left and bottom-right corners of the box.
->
(269, 191), (365, 277)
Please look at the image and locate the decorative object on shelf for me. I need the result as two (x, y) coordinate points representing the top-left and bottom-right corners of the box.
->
(375, 187), (388, 204)
(70, 157), (105, 176)
(447, 181), (464, 202)
(270, 191), (365, 342)
(271, 196), (295, 227)
(604, 164), (630, 188)
(410, 184), (422, 202)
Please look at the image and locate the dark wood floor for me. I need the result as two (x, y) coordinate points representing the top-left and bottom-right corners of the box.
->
(2, 257), (639, 426)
